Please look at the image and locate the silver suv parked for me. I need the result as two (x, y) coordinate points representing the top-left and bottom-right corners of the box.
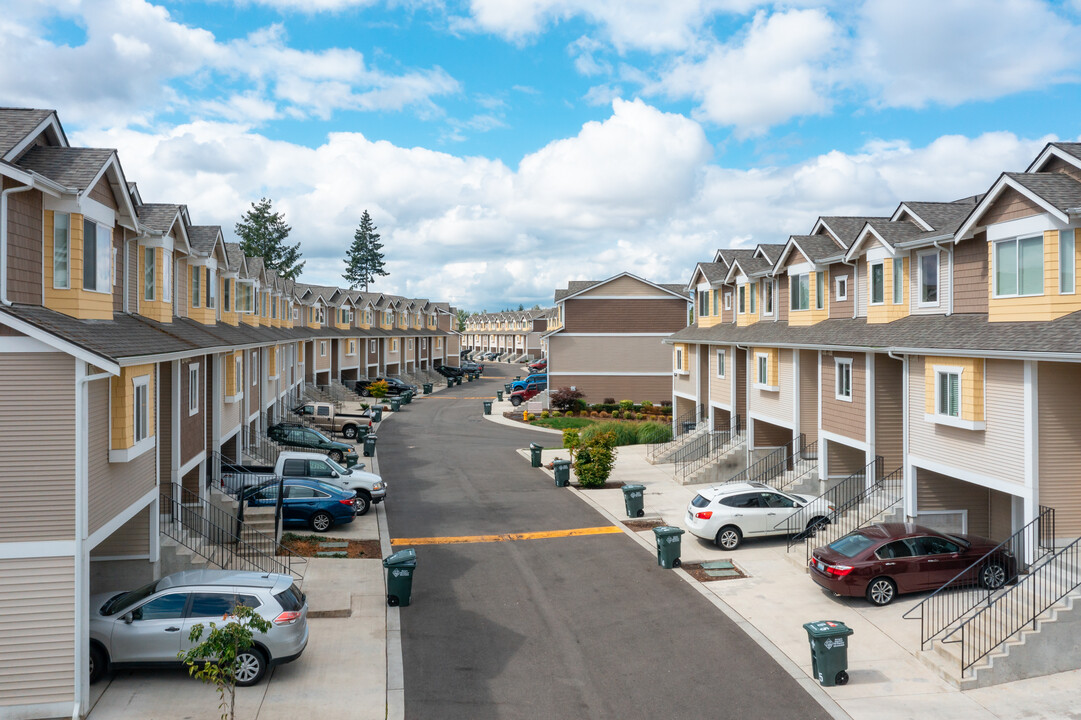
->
(89, 569), (308, 686)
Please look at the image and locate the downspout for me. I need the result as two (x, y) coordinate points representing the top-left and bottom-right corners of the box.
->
(1, 181), (35, 306)
(933, 239), (953, 316)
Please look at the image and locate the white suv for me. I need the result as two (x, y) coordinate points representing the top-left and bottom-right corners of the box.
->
(686, 482), (832, 550)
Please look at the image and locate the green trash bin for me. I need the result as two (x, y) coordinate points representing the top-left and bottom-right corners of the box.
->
(390, 397), (401, 412)
(653, 526), (685, 568)
(402, 391), (412, 405)
(496, 390), (504, 402)
(446, 377), (454, 388)
(455, 376), (462, 386)
(529, 442), (543, 468)
(504, 383), (512, 394)
(363, 433), (377, 457)
(467, 374), (474, 382)
(622, 484), (646, 517)
(383, 548), (417, 607)
(483, 400), (493, 415)
(803, 621), (853, 686)
(553, 459), (571, 487)
(371, 406), (383, 423)
(423, 383), (432, 395)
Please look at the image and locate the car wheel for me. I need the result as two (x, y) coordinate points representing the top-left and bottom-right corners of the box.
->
(311, 511), (333, 532)
(866, 577), (896, 606)
(355, 492), (371, 516)
(511, 397), (522, 407)
(716, 526), (742, 550)
(361, 388), (371, 397)
(342, 425), (357, 439)
(798, 516), (829, 540)
(980, 562), (1007, 590)
(328, 450), (344, 463)
(89, 644), (107, 684)
(235, 646), (268, 687)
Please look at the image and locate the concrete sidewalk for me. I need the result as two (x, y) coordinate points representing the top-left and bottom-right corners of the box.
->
(521, 442), (1081, 720)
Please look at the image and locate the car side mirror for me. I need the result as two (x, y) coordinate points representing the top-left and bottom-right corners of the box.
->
(122, 612), (134, 624)
(331, 471), (339, 478)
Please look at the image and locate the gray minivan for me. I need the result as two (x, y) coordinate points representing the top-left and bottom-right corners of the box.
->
(89, 569), (308, 686)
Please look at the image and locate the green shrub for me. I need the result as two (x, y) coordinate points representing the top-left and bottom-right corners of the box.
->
(619, 399), (634, 412)
(636, 421), (673, 444)
(641, 400), (653, 407)
(541, 410), (550, 419)
(526, 413), (536, 421)
(574, 431), (617, 488)
(562, 428), (581, 459)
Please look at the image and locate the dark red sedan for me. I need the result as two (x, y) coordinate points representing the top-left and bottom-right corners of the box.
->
(809, 523), (1015, 606)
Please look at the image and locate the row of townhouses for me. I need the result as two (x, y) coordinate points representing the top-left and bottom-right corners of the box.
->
(668, 140), (1081, 548)
(462, 308), (551, 361)
(0, 108), (460, 719)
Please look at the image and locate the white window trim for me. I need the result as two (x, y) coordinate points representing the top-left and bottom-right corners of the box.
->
(738, 285), (746, 315)
(192, 267), (201, 308)
(133, 375), (150, 444)
(716, 349), (726, 379)
(319, 341), (327, 357)
(790, 273), (810, 312)
(252, 351), (258, 387)
(916, 250), (939, 307)
(869, 261), (885, 306)
(762, 279), (774, 317)
(188, 363), (199, 416)
(925, 365), (984, 430)
(835, 357), (852, 402)
(723, 292), (732, 311)
(992, 234), (1045, 299)
(1060, 229), (1076, 295)
(82, 218), (113, 295)
(227, 355), (244, 404)
(835, 275), (848, 301)
(674, 347), (687, 375)
(370, 340), (377, 352)
(144, 247), (155, 302)
(163, 252), (172, 303)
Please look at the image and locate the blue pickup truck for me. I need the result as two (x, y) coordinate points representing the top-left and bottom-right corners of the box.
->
(509, 374), (547, 392)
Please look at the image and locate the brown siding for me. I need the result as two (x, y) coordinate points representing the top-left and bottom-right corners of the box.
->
(551, 335), (670, 373)
(784, 248), (810, 268)
(551, 374), (671, 404)
(953, 231), (989, 314)
(159, 362), (172, 485)
(1043, 156), (1081, 183)
(4, 179), (42, 305)
(734, 348), (746, 418)
(1038, 361), (1081, 537)
(981, 187), (1042, 225)
(776, 278), (789, 323)
(90, 506), (150, 557)
(754, 419), (792, 447)
(829, 264), (854, 319)
(248, 350), (259, 418)
(874, 353), (904, 471)
(181, 357), (204, 465)
(799, 349), (818, 443)
(0, 556), (75, 707)
(88, 379), (157, 535)
(821, 352), (865, 443)
(827, 440), (866, 477)
(89, 176), (118, 210)
(916, 469), (1013, 540)
(563, 298), (688, 333)
(0, 353), (76, 541)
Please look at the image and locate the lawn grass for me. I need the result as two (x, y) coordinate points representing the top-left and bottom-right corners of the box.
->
(530, 416), (596, 430)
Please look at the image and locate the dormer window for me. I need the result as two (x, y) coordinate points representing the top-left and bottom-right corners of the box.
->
(82, 218), (112, 293)
(994, 235), (1043, 297)
(223, 278), (231, 311)
(762, 279), (773, 316)
(1061, 230), (1076, 294)
(206, 268), (216, 309)
(53, 213), (70, 289)
(144, 248), (156, 301)
(163, 252), (172, 303)
(192, 267), (201, 308)
(790, 274), (810, 310)
(870, 262), (884, 305)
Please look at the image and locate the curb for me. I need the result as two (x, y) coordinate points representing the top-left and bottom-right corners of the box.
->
(371, 446), (405, 720)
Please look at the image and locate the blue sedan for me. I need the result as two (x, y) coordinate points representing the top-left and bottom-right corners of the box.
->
(244, 478), (357, 532)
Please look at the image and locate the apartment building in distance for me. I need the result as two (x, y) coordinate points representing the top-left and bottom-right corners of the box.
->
(0, 107), (459, 720)
(463, 308), (549, 361)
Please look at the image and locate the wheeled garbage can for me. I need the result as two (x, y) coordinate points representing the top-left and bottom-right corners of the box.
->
(423, 383), (432, 395)
(383, 549), (417, 607)
(803, 621), (853, 686)
(390, 397), (401, 412)
(363, 433), (377, 457)
(653, 526), (685, 568)
(622, 484), (645, 517)
(483, 400), (493, 415)
(496, 390), (504, 402)
(529, 443), (543, 468)
(553, 459), (571, 487)
(371, 406), (383, 423)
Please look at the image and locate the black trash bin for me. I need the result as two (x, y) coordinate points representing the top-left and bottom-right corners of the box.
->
(383, 549), (417, 607)
(496, 390), (504, 402)
(363, 433), (377, 457)
(390, 397), (401, 412)
(622, 484), (646, 517)
(423, 383), (433, 395)
(803, 621), (853, 686)
(682, 421), (696, 434)
(653, 526), (685, 568)
(483, 400), (493, 415)
(446, 377), (454, 388)
(553, 459), (571, 487)
(529, 443), (543, 468)
(371, 406), (383, 423)
(455, 376), (462, 386)
(504, 383), (512, 394)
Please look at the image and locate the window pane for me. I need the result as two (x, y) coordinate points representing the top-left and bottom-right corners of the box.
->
(713, 290), (719, 315)
(790, 277), (799, 310)
(799, 275), (810, 309)
(995, 239), (1018, 295)
(764, 281), (773, 313)
(1019, 236), (1044, 295)
(739, 286), (745, 313)
(815, 271), (825, 309)
(144, 248), (155, 301)
(189, 593), (239, 618)
(921, 253), (938, 304)
(949, 374), (960, 417)
(871, 264), (884, 304)
(163, 253), (171, 302)
(83, 218), (96, 290)
(749, 285), (756, 314)
(758, 356), (767, 384)
(893, 258), (904, 304)
(134, 593), (188, 621)
(1061, 230), (1075, 293)
(53, 213), (69, 288)
(97, 225), (111, 292)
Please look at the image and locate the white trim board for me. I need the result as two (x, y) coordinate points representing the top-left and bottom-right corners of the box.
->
(553, 332), (675, 337)
(748, 411), (795, 430)
(87, 486), (158, 550)
(908, 453), (1028, 498)
(0, 540), (76, 560)
(819, 429), (869, 453)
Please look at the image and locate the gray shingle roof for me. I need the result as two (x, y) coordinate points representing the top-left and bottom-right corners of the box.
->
(16, 146), (113, 190)
(863, 219), (941, 247)
(695, 262), (728, 284)
(0, 108), (54, 158)
(137, 204), (182, 235)
(187, 226), (220, 256)
(224, 242), (246, 273)
(755, 243), (787, 263)
(788, 235), (844, 263)
(817, 216), (885, 247)
(902, 197), (980, 233)
(245, 257), (265, 280)
(1004, 172), (1081, 214)
(1050, 142), (1081, 163)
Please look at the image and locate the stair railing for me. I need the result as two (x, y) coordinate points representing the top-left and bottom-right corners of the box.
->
(675, 415), (743, 482)
(779, 456), (886, 551)
(724, 434), (818, 491)
(903, 506), (1056, 650)
(646, 403), (706, 463)
(942, 529), (1079, 677)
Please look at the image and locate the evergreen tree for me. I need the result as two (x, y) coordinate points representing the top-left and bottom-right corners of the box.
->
(343, 210), (389, 291)
(517, 303), (524, 311)
(235, 198), (304, 281)
(456, 308), (469, 332)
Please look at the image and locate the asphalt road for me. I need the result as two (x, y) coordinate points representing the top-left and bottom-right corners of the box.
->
(380, 368), (830, 720)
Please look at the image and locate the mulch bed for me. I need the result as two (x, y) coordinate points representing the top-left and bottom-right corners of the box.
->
(281, 535), (382, 559)
(623, 519), (667, 531)
(680, 561), (747, 582)
(575, 482), (624, 490)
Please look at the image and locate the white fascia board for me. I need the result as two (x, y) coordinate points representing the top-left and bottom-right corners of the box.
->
(1024, 143), (1079, 174)
(2, 114), (68, 163)
(890, 203), (934, 231)
(844, 224), (894, 261)
(955, 174), (1069, 242)
(0, 312), (119, 373)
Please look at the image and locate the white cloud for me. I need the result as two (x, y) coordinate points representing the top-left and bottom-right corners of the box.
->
(855, 0), (1081, 108)
(649, 9), (838, 137)
(72, 103), (1051, 310)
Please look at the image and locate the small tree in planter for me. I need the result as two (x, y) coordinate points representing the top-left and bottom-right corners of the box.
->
(179, 603), (271, 720)
(369, 379), (389, 399)
(574, 431), (617, 488)
(550, 386), (585, 412)
(562, 428), (581, 460)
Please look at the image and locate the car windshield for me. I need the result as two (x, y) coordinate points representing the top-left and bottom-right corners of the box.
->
(103, 579), (161, 615)
(325, 456), (351, 475)
(944, 533), (971, 548)
(828, 533), (877, 558)
(309, 428), (332, 443)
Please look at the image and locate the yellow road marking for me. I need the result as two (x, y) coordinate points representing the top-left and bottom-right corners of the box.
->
(418, 396), (496, 400)
(391, 526), (622, 546)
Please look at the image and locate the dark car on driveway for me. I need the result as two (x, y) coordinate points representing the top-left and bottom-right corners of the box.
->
(355, 377), (418, 397)
(435, 364), (464, 378)
(809, 523), (1015, 606)
(243, 478), (357, 532)
(460, 361), (484, 374)
(268, 423), (359, 467)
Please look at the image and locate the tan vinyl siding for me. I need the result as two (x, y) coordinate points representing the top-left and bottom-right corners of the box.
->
(222, 385), (242, 437)
(550, 374), (671, 404)
(91, 506), (150, 557)
(829, 265), (854, 319)
(159, 363), (172, 485)
(749, 348), (794, 426)
(88, 380), (157, 535)
(821, 352), (865, 443)
(673, 344), (696, 397)
(4, 179), (43, 305)
(1038, 361), (1081, 536)
(562, 298), (688, 333)
(734, 348), (747, 418)
(916, 469), (1014, 540)
(89, 176), (118, 209)
(799, 350), (818, 443)
(180, 357), (204, 465)
(708, 346), (731, 408)
(874, 353), (904, 471)
(980, 187), (1043, 225)
(0, 556), (75, 707)
(953, 231), (989, 314)
(550, 335), (670, 373)
(909, 248), (949, 315)
(827, 440), (866, 476)
(0, 354), (76, 541)
(908, 357), (1025, 487)
(248, 351), (259, 418)
(776, 278), (789, 322)
(754, 419), (792, 447)
(576, 276), (673, 297)
(1042, 156), (1081, 183)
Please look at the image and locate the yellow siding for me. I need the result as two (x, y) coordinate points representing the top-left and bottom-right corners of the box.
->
(867, 257), (909, 324)
(674, 344), (689, 371)
(788, 269), (829, 327)
(753, 347), (779, 386)
(138, 246), (171, 323)
(220, 277), (238, 326)
(736, 283), (759, 327)
(187, 266), (215, 325)
(110, 363), (155, 449)
(225, 351), (242, 397)
(268, 345), (278, 378)
(989, 230), (1081, 322)
(42, 211), (113, 320)
(923, 356), (985, 422)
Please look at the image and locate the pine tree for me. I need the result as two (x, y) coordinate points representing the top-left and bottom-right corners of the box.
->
(343, 210), (389, 291)
(234, 198), (304, 281)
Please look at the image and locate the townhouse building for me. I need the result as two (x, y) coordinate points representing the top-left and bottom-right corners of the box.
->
(546, 273), (690, 403)
(463, 308), (549, 361)
(0, 108), (460, 720)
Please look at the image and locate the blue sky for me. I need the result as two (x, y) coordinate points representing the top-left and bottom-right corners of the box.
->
(4, 0), (1081, 310)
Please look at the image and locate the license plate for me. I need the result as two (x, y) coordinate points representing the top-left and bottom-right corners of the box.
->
(815, 559), (826, 572)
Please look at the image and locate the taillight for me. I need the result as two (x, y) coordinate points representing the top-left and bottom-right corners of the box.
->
(826, 564), (853, 577)
(694, 511), (713, 520)
(340, 498), (355, 506)
(274, 610), (301, 625)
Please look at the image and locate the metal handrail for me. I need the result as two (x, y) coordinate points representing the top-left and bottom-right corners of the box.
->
(943, 530), (1080, 676)
(797, 464), (902, 560)
(160, 483), (307, 585)
(779, 456), (887, 550)
(903, 506), (1057, 649)
(646, 403), (705, 462)
(675, 416), (744, 482)
(725, 435), (818, 491)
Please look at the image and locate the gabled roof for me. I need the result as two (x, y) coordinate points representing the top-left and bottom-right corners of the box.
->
(955, 172), (1081, 241)
(187, 226), (226, 263)
(754, 243), (787, 264)
(16, 146), (114, 190)
(723, 252), (773, 283)
(812, 216), (884, 248)
(137, 203), (190, 253)
(554, 272), (688, 303)
(1025, 141), (1081, 174)
(224, 243), (246, 276)
(891, 196), (981, 234)
(711, 249), (742, 267)
(0, 108), (66, 162)
(554, 280), (601, 301)
(772, 234), (845, 272)
(844, 219), (943, 260)
(245, 257), (266, 282)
